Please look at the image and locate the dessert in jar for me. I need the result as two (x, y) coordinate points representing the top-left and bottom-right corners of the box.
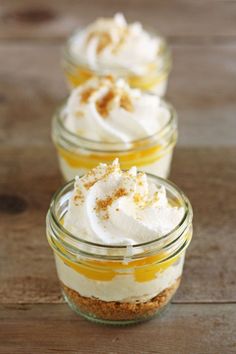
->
(52, 76), (177, 180)
(46, 160), (193, 325)
(63, 13), (171, 96)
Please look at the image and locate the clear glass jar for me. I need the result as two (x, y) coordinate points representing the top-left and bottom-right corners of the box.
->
(52, 101), (177, 181)
(46, 175), (193, 325)
(63, 33), (171, 96)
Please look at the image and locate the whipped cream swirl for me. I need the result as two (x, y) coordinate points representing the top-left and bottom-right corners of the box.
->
(63, 76), (170, 143)
(64, 160), (184, 246)
(69, 13), (162, 75)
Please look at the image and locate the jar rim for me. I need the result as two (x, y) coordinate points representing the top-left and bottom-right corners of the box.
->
(47, 173), (193, 257)
(63, 28), (171, 77)
(52, 99), (177, 153)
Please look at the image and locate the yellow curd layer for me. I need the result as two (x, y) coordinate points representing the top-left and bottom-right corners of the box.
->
(57, 144), (167, 171)
(66, 68), (94, 88)
(51, 229), (192, 283)
(128, 71), (166, 91)
(58, 252), (180, 283)
(65, 66), (166, 91)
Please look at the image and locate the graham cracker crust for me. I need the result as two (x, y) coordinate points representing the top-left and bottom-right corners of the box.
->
(62, 277), (181, 321)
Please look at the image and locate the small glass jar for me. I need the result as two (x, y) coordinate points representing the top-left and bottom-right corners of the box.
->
(63, 33), (171, 96)
(52, 101), (177, 181)
(46, 174), (193, 325)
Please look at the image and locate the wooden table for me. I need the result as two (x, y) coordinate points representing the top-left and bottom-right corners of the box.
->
(0, 1), (235, 353)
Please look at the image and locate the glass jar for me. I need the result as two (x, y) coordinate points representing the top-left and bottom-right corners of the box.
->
(52, 101), (177, 181)
(63, 33), (171, 96)
(46, 174), (193, 325)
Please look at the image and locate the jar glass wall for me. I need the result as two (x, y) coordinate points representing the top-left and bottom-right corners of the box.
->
(52, 102), (177, 181)
(63, 34), (171, 96)
(46, 175), (193, 325)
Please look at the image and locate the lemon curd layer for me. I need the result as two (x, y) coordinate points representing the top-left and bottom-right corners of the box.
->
(65, 66), (168, 95)
(51, 209), (191, 302)
(54, 251), (185, 302)
(50, 193), (191, 285)
(51, 218), (191, 302)
(56, 143), (174, 180)
(54, 230), (188, 302)
(57, 249), (180, 281)
(58, 142), (164, 168)
(51, 225), (191, 281)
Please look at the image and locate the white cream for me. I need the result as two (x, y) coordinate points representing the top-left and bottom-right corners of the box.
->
(64, 159), (184, 246)
(63, 76), (170, 143)
(55, 253), (184, 303)
(69, 13), (163, 76)
(150, 78), (168, 97)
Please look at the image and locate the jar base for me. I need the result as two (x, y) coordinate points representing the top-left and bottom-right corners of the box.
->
(61, 277), (180, 325)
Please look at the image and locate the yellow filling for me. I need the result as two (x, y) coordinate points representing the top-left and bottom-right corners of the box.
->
(128, 72), (166, 91)
(50, 224), (191, 283)
(66, 68), (94, 88)
(58, 251), (180, 282)
(57, 143), (168, 171)
(65, 66), (166, 91)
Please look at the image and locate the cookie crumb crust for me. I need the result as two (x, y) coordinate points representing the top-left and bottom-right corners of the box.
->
(62, 277), (181, 321)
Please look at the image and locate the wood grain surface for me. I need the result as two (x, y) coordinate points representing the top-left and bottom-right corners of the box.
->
(1, 0), (236, 39)
(0, 0), (235, 353)
(0, 304), (235, 354)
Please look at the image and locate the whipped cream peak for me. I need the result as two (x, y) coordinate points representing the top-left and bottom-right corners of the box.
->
(69, 13), (162, 75)
(63, 76), (170, 143)
(64, 160), (184, 246)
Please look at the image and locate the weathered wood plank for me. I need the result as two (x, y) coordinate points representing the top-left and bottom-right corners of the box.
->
(0, 147), (62, 303)
(1, 0), (236, 40)
(0, 303), (235, 354)
(169, 44), (236, 147)
(0, 146), (235, 303)
(0, 43), (66, 147)
(1, 43), (236, 147)
(171, 148), (236, 303)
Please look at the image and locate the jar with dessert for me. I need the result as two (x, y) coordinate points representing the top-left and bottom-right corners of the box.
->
(52, 76), (177, 180)
(63, 13), (171, 96)
(46, 160), (193, 325)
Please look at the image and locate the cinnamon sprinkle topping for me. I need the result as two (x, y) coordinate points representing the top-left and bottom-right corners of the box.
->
(79, 76), (134, 117)
(95, 188), (127, 213)
(104, 74), (115, 83)
(96, 89), (116, 117)
(96, 89), (134, 117)
(83, 180), (97, 190)
(120, 93), (134, 112)
(83, 162), (119, 190)
(73, 190), (84, 205)
(80, 87), (96, 104)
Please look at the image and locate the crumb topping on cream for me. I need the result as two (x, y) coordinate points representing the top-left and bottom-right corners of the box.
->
(64, 159), (184, 245)
(63, 76), (170, 143)
(69, 13), (163, 75)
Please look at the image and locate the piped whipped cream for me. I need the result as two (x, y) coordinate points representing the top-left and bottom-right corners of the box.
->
(64, 159), (184, 246)
(69, 13), (163, 75)
(63, 76), (170, 143)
